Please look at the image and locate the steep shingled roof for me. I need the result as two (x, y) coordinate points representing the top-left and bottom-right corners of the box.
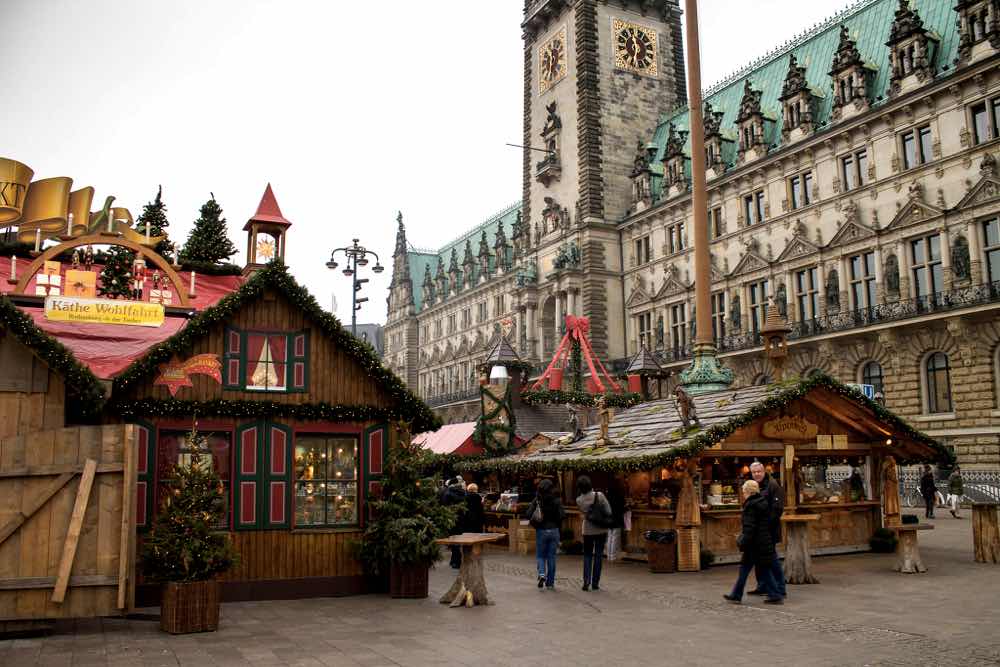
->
(647, 0), (959, 199)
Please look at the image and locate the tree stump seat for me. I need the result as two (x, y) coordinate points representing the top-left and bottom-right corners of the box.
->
(436, 533), (506, 608)
(780, 514), (820, 585)
(889, 524), (933, 574)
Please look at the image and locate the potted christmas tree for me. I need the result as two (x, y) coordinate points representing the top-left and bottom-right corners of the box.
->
(141, 426), (237, 633)
(359, 427), (458, 598)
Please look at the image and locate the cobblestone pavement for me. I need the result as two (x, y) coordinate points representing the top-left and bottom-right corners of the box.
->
(2, 517), (998, 667)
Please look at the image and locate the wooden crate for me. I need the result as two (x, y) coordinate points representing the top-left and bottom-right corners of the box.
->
(0, 424), (137, 622)
(677, 526), (700, 572)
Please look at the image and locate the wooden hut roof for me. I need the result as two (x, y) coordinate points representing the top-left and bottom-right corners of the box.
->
(484, 335), (520, 366)
(0, 295), (106, 417)
(109, 261), (439, 432)
(626, 344), (664, 375)
(460, 373), (950, 474)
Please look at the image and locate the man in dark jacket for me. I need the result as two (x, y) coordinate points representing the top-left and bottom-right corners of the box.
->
(748, 462), (786, 598)
(440, 477), (467, 568)
(920, 465), (937, 519)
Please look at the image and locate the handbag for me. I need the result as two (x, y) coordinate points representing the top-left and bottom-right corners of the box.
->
(529, 499), (544, 527)
(586, 492), (616, 529)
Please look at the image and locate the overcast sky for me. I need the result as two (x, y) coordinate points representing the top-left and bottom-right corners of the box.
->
(3, 0), (851, 324)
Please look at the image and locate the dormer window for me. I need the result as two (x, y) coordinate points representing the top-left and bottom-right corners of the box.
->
(829, 25), (872, 121)
(736, 80), (768, 163)
(630, 139), (657, 210)
(779, 54), (814, 142)
(703, 101), (729, 176)
(536, 101), (562, 185)
(661, 123), (689, 198)
(886, 0), (937, 96)
(956, 0), (999, 65)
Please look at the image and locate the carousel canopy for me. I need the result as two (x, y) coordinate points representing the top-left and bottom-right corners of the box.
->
(459, 373), (951, 475)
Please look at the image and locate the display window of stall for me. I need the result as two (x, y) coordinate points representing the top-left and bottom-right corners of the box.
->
(156, 429), (232, 528)
(700, 456), (782, 508)
(625, 467), (680, 511)
(294, 435), (359, 527)
(795, 456), (871, 505)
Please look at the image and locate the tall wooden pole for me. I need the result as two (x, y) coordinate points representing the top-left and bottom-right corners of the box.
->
(678, 0), (733, 394)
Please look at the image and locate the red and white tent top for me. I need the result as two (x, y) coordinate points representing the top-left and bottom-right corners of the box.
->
(411, 422), (481, 456)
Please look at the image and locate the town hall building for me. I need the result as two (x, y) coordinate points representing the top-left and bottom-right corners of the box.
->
(385, 0), (1000, 470)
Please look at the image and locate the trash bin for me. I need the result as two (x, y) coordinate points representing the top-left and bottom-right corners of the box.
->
(644, 529), (677, 573)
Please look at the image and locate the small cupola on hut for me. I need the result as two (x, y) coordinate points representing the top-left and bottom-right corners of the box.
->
(886, 0), (938, 97)
(779, 54), (815, 143)
(626, 343), (666, 400)
(829, 25), (874, 121)
(243, 183), (292, 276)
(760, 296), (792, 381)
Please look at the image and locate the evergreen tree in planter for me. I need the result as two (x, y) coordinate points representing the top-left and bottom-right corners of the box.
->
(178, 194), (237, 265)
(141, 426), (237, 634)
(135, 185), (175, 260)
(359, 426), (458, 598)
(98, 245), (135, 299)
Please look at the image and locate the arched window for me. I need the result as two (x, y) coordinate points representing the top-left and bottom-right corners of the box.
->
(754, 373), (772, 386)
(861, 361), (884, 396)
(925, 352), (952, 414)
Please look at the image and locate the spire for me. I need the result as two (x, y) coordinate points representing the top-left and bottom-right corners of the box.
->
(394, 211), (407, 256)
(245, 183), (291, 229)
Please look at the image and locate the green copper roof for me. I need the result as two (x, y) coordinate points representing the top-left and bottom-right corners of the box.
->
(407, 202), (522, 312)
(649, 0), (959, 199)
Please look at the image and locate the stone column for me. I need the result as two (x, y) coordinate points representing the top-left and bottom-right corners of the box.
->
(555, 291), (565, 334)
(785, 268), (797, 321)
(527, 305), (537, 359)
(839, 254), (850, 312)
(940, 226), (952, 292)
(968, 219), (984, 285)
(816, 261), (827, 318)
(897, 240), (911, 299)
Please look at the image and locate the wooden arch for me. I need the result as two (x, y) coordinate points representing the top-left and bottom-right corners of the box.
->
(14, 234), (191, 307)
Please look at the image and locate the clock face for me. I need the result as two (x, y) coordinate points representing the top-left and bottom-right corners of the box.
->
(613, 19), (658, 76)
(538, 27), (567, 94)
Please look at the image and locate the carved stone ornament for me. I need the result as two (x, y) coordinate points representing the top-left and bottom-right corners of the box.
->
(825, 268), (840, 312)
(664, 122), (688, 159)
(830, 24), (863, 75)
(541, 100), (562, 136)
(885, 254), (900, 294)
(776, 282), (788, 317)
(737, 80), (763, 123)
(780, 54), (809, 100)
(729, 293), (742, 330)
(886, 0), (934, 94)
(952, 234), (971, 281)
(704, 101), (724, 137)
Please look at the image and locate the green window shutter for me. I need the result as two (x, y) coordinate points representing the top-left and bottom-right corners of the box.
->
(224, 328), (244, 389)
(289, 331), (309, 392)
(134, 422), (156, 530)
(234, 423), (263, 529)
(262, 423), (293, 529)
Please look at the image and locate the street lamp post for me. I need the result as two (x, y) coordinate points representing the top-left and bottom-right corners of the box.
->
(326, 238), (384, 338)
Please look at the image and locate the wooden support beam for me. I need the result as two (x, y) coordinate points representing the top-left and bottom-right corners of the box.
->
(118, 426), (137, 610)
(0, 463), (124, 479)
(51, 458), (97, 604)
(0, 575), (117, 591)
(0, 472), (75, 547)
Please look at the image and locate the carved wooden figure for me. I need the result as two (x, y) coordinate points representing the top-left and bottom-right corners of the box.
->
(881, 455), (902, 526)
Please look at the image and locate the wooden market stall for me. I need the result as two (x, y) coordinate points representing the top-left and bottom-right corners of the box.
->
(463, 374), (949, 568)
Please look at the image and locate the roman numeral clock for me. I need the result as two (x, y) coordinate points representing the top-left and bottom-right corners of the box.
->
(613, 18), (658, 77)
(538, 26), (567, 94)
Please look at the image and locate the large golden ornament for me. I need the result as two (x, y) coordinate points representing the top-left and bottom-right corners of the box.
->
(612, 18), (658, 77)
(538, 26), (567, 95)
(0, 158), (33, 224)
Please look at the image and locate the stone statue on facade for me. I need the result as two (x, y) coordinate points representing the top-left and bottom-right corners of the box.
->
(825, 269), (841, 312)
(729, 293), (742, 331)
(952, 235), (971, 281)
(885, 254), (901, 294)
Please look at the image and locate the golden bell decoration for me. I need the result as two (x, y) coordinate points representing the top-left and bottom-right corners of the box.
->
(0, 157), (33, 225)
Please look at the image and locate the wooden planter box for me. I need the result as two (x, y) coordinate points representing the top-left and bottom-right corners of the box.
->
(160, 580), (220, 634)
(389, 562), (429, 599)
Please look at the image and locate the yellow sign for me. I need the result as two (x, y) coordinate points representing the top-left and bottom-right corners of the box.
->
(44, 296), (164, 327)
(763, 415), (819, 441)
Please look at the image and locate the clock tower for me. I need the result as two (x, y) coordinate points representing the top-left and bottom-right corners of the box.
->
(518, 0), (686, 358)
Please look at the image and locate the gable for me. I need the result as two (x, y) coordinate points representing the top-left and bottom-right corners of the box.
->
(653, 274), (689, 299)
(826, 220), (876, 248)
(885, 199), (944, 231)
(626, 285), (652, 307)
(956, 176), (1000, 211)
(775, 235), (820, 262)
(729, 250), (770, 277)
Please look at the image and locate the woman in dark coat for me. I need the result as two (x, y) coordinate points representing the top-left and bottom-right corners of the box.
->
(919, 465), (937, 519)
(463, 483), (485, 533)
(724, 480), (782, 604)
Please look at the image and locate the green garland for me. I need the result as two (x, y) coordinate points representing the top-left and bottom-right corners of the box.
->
(521, 389), (643, 409)
(570, 340), (583, 393)
(111, 261), (439, 433)
(459, 373), (952, 475)
(177, 259), (243, 276)
(0, 296), (106, 417)
(108, 397), (438, 433)
(472, 386), (517, 456)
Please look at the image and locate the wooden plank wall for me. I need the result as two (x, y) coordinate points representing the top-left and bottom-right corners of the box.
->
(123, 288), (393, 409)
(0, 373), (65, 441)
(0, 425), (136, 621)
(221, 531), (364, 581)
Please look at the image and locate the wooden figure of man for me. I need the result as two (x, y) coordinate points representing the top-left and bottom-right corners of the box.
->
(881, 454), (902, 526)
(596, 395), (613, 443)
(674, 386), (700, 430)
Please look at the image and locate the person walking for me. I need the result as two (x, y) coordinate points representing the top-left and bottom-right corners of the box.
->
(526, 478), (564, 590)
(576, 476), (612, 591)
(948, 466), (965, 518)
(920, 464), (937, 519)
(748, 462), (786, 599)
(439, 476), (467, 568)
(464, 483), (485, 533)
(724, 480), (783, 605)
(605, 480), (627, 562)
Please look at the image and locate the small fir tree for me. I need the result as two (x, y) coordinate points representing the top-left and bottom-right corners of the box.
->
(178, 194), (237, 265)
(98, 245), (135, 299)
(141, 426), (237, 582)
(359, 424), (459, 575)
(135, 185), (175, 260)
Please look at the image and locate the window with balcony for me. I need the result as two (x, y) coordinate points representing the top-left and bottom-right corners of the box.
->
(970, 97), (1000, 145)
(708, 206), (723, 239)
(849, 251), (877, 310)
(794, 267), (819, 320)
(841, 149), (869, 191)
(636, 311), (652, 347)
(861, 360), (884, 396)
(711, 291), (726, 341)
(749, 280), (770, 333)
(788, 172), (814, 209)
(670, 303), (687, 353)
(983, 218), (1000, 284)
(900, 124), (932, 170)
(635, 235), (652, 265)
(911, 234), (943, 300)
(667, 222), (686, 254)
(924, 352), (953, 414)
(743, 190), (766, 226)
